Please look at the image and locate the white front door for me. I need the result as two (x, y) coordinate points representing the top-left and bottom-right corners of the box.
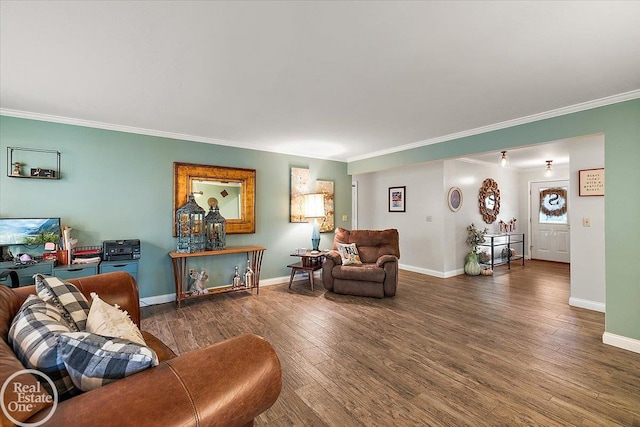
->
(530, 181), (570, 263)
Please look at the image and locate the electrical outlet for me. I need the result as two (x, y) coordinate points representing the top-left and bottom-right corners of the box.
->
(342, 214), (348, 221)
(426, 216), (432, 222)
(583, 217), (591, 227)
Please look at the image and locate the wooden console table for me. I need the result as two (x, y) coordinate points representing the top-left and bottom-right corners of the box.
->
(169, 246), (266, 307)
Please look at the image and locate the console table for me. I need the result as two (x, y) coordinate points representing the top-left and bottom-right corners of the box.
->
(477, 233), (525, 270)
(169, 246), (266, 307)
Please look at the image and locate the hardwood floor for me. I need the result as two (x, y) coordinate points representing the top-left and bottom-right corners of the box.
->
(141, 261), (640, 426)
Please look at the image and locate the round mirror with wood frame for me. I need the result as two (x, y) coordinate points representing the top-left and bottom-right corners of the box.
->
(478, 178), (500, 223)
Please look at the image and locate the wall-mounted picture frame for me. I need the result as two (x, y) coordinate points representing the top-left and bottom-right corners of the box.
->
(447, 187), (463, 212)
(290, 167), (310, 222)
(579, 168), (604, 196)
(388, 186), (406, 212)
(316, 179), (335, 232)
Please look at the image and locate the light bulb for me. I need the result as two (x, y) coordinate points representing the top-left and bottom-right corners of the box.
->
(544, 160), (553, 178)
(500, 151), (508, 167)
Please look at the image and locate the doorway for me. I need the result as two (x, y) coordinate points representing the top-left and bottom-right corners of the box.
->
(530, 180), (570, 263)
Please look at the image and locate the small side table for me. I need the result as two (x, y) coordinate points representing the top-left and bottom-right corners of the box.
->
(288, 250), (328, 291)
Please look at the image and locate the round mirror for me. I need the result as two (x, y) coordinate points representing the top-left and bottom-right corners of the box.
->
(478, 178), (500, 223)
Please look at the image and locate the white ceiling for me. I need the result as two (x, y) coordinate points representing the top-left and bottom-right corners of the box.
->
(1, 1), (639, 162)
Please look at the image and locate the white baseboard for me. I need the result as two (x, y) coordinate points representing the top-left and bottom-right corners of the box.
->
(139, 275), (289, 307)
(444, 268), (465, 278)
(140, 293), (175, 306)
(399, 264), (457, 278)
(568, 297), (605, 313)
(603, 332), (640, 354)
(258, 275), (291, 286)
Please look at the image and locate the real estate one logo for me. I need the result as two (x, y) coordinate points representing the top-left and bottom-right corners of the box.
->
(1, 369), (58, 427)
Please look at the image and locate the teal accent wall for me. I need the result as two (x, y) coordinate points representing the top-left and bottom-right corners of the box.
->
(0, 116), (351, 298)
(350, 99), (640, 342)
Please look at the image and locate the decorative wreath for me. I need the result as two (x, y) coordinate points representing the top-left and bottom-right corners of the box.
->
(539, 188), (568, 217)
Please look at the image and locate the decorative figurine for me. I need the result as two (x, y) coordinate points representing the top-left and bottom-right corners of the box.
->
(189, 269), (209, 295)
(12, 162), (22, 176)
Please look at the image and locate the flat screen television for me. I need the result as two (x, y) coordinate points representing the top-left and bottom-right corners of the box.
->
(0, 218), (61, 246)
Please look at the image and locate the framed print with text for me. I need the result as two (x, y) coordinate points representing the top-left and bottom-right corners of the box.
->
(578, 168), (604, 196)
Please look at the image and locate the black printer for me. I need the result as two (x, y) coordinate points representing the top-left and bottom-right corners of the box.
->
(102, 239), (141, 261)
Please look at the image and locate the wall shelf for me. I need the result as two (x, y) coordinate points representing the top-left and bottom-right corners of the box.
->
(7, 147), (61, 180)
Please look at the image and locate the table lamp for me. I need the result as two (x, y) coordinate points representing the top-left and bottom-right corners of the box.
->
(304, 193), (325, 253)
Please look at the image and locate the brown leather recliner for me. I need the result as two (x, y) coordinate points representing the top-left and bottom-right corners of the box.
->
(0, 272), (282, 427)
(322, 228), (400, 298)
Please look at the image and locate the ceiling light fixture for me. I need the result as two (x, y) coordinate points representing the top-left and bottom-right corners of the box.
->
(544, 160), (553, 178)
(500, 151), (508, 167)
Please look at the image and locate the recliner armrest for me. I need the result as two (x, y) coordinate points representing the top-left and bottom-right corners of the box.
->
(325, 250), (342, 265)
(376, 254), (398, 268)
(29, 334), (282, 427)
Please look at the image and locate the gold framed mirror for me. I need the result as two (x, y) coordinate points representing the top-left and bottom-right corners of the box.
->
(173, 162), (256, 235)
(478, 178), (500, 224)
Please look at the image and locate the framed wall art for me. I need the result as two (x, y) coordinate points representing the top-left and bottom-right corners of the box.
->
(579, 168), (604, 196)
(290, 167), (310, 222)
(447, 187), (463, 212)
(388, 186), (406, 212)
(316, 179), (335, 232)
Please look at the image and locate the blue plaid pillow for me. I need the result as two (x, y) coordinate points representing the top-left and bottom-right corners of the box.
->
(8, 295), (77, 398)
(58, 332), (159, 392)
(35, 274), (90, 331)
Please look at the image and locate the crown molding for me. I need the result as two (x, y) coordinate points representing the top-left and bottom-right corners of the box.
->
(347, 89), (640, 162)
(2, 89), (638, 164)
(0, 109), (344, 162)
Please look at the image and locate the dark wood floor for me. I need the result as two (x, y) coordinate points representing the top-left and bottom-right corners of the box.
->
(141, 261), (640, 426)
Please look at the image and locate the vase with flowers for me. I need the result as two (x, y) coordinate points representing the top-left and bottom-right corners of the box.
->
(465, 223), (488, 275)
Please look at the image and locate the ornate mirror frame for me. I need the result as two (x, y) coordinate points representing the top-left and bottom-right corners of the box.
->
(173, 162), (256, 235)
(478, 178), (501, 223)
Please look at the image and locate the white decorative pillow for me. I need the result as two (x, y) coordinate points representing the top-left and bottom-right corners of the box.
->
(58, 332), (159, 392)
(86, 293), (146, 346)
(35, 274), (90, 331)
(336, 243), (362, 265)
(8, 295), (77, 397)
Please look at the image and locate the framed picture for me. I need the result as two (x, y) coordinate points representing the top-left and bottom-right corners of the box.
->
(579, 168), (604, 196)
(290, 167), (310, 222)
(388, 186), (406, 212)
(447, 187), (463, 212)
(316, 180), (335, 232)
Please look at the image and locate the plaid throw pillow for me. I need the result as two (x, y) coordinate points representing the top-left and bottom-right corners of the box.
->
(8, 295), (77, 398)
(58, 332), (159, 392)
(35, 274), (90, 331)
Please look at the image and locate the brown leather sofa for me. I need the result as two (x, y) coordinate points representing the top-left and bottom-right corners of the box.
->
(0, 272), (282, 427)
(322, 228), (400, 298)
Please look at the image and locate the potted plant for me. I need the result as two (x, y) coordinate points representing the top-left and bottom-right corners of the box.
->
(465, 223), (488, 275)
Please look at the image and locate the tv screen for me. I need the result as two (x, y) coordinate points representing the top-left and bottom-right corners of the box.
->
(0, 218), (61, 246)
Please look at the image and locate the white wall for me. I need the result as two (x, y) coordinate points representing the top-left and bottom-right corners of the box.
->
(568, 134), (605, 311)
(445, 159), (520, 275)
(355, 161), (446, 275)
(355, 158), (520, 277)
(354, 134), (605, 313)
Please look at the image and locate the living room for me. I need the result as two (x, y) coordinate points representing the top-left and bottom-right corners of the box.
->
(1, 1), (639, 425)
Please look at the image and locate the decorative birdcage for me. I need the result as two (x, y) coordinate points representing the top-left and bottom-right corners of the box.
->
(204, 204), (226, 251)
(176, 193), (206, 253)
